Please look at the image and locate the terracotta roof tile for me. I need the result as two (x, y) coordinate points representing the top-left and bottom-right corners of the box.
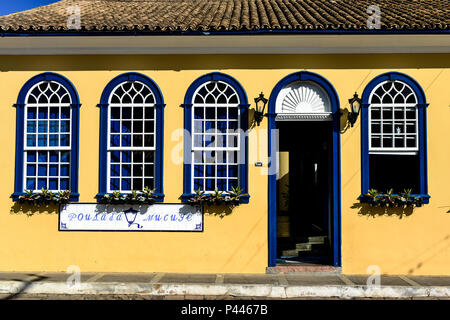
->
(0, 0), (448, 33)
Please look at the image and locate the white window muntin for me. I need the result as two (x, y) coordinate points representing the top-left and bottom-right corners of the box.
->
(107, 102), (156, 151)
(368, 80), (419, 154)
(106, 81), (156, 193)
(23, 81), (73, 192)
(24, 104), (72, 151)
(191, 81), (241, 193)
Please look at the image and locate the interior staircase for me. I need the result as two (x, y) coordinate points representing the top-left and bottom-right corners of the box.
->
(279, 235), (330, 264)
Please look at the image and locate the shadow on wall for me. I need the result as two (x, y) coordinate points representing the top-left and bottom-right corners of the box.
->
(404, 234), (450, 275)
(10, 202), (58, 217)
(2, 274), (48, 300)
(351, 202), (414, 218)
(352, 205), (450, 274)
(1, 54), (448, 72)
(339, 108), (351, 133)
(248, 108), (258, 130)
(203, 203), (236, 219)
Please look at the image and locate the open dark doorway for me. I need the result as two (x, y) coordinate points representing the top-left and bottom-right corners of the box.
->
(276, 121), (333, 265)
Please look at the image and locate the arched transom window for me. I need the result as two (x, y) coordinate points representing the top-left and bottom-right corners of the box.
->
(24, 81), (72, 191)
(107, 81), (156, 192)
(274, 81), (332, 121)
(192, 80), (240, 192)
(369, 80), (418, 152)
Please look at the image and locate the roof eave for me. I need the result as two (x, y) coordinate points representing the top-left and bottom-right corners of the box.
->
(0, 33), (449, 55)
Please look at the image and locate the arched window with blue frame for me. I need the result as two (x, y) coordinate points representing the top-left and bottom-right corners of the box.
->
(12, 72), (81, 201)
(361, 72), (429, 202)
(97, 73), (165, 201)
(181, 72), (250, 203)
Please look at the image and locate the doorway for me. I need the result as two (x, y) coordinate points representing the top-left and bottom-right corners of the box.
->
(267, 71), (341, 268)
(276, 121), (333, 265)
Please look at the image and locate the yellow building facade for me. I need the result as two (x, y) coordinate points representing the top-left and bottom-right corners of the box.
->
(0, 53), (449, 275)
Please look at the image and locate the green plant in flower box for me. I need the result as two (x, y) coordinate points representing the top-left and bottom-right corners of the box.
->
(228, 186), (248, 204)
(365, 189), (380, 206)
(188, 186), (247, 206)
(18, 188), (71, 206)
(384, 188), (395, 207)
(398, 188), (413, 207)
(188, 188), (207, 205)
(100, 186), (157, 204)
(208, 188), (223, 205)
(364, 188), (424, 208)
(142, 186), (157, 203)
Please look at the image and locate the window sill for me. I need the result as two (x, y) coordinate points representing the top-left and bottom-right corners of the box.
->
(96, 192), (165, 204)
(359, 193), (430, 205)
(180, 193), (250, 204)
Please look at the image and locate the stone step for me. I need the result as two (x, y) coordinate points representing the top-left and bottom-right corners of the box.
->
(282, 245), (329, 257)
(307, 236), (327, 244)
(295, 243), (313, 251)
(283, 242), (330, 257)
(281, 249), (300, 257)
(267, 265), (339, 273)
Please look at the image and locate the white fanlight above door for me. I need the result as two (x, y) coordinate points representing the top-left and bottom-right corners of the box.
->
(275, 80), (332, 121)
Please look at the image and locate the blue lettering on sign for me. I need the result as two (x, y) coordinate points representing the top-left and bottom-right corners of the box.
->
(66, 213), (126, 222)
(170, 214), (178, 221)
(186, 213), (192, 221)
(154, 214), (161, 221)
(163, 214), (169, 221)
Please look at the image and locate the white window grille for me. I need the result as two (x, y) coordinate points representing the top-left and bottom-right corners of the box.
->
(368, 80), (419, 154)
(191, 80), (240, 192)
(24, 81), (72, 192)
(107, 81), (156, 192)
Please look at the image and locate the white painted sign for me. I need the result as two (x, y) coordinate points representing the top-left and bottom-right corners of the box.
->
(59, 203), (203, 232)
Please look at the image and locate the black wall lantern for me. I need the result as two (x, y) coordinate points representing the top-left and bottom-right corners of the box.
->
(254, 92), (268, 126)
(348, 92), (362, 127)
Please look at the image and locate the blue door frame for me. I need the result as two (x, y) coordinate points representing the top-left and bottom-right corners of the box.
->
(267, 71), (342, 267)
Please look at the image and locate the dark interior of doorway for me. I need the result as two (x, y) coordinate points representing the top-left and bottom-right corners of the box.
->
(276, 121), (333, 265)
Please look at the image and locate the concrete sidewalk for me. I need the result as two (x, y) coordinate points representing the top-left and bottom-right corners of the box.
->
(0, 271), (450, 299)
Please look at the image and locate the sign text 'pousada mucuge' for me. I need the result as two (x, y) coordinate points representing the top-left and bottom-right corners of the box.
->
(59, 203), (203, 232)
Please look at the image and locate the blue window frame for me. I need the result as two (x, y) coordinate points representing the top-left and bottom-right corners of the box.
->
(97, 73), (165, 201)
(181, 72), (249, 202)
(361, 72), (429, 202)
(12, 72), (81, 201)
